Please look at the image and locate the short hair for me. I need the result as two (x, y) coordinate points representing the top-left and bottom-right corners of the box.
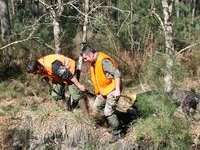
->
(27, 60), (40, 73)
(81, 44), (96, 56)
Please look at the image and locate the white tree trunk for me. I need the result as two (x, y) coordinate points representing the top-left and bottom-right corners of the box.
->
(53, 18), (61, 54)
(0, 0), (11, 41)
(192, 0), (196, 24)
(11, 0), (15, 15)
(39, 0), (63, 54)
(82, 0), (89, 44)
(162, 0), (175, 93)
(77, 0), (89, 80)
(175, 0), (180, 18)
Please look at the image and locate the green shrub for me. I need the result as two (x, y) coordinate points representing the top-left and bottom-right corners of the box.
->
(133, 91), (192, 149)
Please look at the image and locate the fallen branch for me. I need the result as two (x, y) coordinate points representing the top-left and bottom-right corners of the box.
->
(176, 41), (200, 57)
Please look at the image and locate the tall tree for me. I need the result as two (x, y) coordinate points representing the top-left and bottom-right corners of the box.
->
(0, 0), (11, 42)
(162, 0), (175, 93)
(10, 0), (15, 15)
(39, 0), (64, 54)
(77, 0), (89, 80)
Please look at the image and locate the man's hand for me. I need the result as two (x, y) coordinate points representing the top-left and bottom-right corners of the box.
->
(70, 76), (87, 92)
(108, 89), (121, 98)
(107, 77), (121, 98)
(78, 84), (86, 92)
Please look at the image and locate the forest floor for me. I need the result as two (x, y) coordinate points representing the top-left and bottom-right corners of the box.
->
(0, 72), (199, 149)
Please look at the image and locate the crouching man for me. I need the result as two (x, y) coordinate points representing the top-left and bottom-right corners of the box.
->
(81, 45), (122, 142)
(27, 54), (86, 110)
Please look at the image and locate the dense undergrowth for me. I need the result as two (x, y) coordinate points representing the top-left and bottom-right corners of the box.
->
(0, 57), (199, 149)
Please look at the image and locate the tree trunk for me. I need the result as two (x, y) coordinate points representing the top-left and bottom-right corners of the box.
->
(53, 17), (61, 54)
(11, 0), (15, 15)
(0, 0), (11, 42)
(82, 0), (89, 44)
(175, 0), (180, 18)
(77, 0), (89, 80)
(39, 0), (64, 54)
(192, 0), (196, 24)
(57, 0), (64, 16)
(162, 0), (175, 93)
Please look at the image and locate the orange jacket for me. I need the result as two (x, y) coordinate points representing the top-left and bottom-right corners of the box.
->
(90, 52), (117, 96)
(38, 54), (75, 83)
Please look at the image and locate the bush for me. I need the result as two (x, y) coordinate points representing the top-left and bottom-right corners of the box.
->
(132, 91), (192, 149)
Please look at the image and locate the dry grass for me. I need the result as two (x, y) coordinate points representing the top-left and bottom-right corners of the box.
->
(190, 121), (200, 150)
(117, 50), (147, 82)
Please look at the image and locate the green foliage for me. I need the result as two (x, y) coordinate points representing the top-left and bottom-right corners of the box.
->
(134, 91), (192, 149)
(173, 2), (200, 50)
(135, 91), (176, 118)
(141, 53), (188, 90)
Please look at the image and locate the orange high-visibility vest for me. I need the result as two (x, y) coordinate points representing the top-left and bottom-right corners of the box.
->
(90, 52), (117, 96)
(38, 54), (75, 82)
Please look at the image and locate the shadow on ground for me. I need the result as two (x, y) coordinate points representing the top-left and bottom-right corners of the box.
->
(116, 104), (139, 134)
(0, 63), (23, 80)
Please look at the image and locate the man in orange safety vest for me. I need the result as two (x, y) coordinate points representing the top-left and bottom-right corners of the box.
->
(27, 54), (86, 110)
(81, 45), (122, 142)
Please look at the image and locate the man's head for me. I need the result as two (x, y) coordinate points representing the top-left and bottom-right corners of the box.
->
(81, 45), (97, 63)
(27, 60), (40, 74)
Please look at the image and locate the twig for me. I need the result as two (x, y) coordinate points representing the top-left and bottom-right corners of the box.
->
(98, 5), (130, 13)
(117, 11), (130, 36)
(151, 9), (165, 32)
(32, 39), (55, 51)
(0, 14), (48, 50)
(176, 41), (200, 56)
(69, 3), (85, 16)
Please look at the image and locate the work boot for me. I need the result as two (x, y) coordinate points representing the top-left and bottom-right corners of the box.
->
(107, 114), (122, 143)
(71, 100), (79, 109)
(65, 97), (72, 111)
(110, 131), (122, 143)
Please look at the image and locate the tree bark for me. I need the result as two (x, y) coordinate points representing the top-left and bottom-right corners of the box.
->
(82, 0), (89, 44)
(0, 0), (11, 42)
(39, 0), (64, 53)
(162, 0), (175, 93)
(192, 0), (196, 24)
(175, 0), (180, 18)
(11, 0), (15, 15)
(77, 0), (89, 80)
(53, 17), (61, 54)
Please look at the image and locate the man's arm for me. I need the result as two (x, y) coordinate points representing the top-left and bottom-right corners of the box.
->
(70, 76), (86, 92)
(115, 77), (121, 97)
(52, 60), (86, 91)
(102, 59), (121, 97)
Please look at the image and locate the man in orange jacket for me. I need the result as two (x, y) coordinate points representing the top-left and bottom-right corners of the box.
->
(27, 54), (86, 109)
(81, 45), (122, 142)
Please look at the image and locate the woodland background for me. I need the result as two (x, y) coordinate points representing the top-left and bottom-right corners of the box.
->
(0, 0), (199, 149)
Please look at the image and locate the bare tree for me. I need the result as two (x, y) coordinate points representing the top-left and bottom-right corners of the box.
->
(162, 0), (175, 93)
(192, 0), (196, 23)
(39, 0), (64, 54)
(10, 0), (15, 15)
(175, 0), (180, 18)
(76, 0), (89, 80)
(0, 0), (11, 42)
